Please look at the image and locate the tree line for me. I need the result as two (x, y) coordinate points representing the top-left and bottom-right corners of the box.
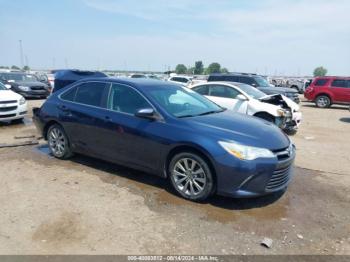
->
(175, 61), (229, 75)
(0, 65), (30, 71)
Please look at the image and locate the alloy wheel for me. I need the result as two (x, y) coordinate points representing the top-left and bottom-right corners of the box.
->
(48, 127), (66, 157)
(172, 158), (207, 197)
(316, 96), (329, 108)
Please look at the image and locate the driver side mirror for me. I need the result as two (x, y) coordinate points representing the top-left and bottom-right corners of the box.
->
(237, 94), (248, 101)
(135, 108), (158, 120)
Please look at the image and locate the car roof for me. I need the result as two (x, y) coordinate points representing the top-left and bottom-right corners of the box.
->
(209, 73), (259, 77)
(77, 77), (180, 90)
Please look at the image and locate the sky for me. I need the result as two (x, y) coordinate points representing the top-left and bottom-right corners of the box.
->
(0, 0), (349, 75)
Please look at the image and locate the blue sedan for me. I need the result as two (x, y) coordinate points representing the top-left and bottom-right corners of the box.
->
(33, 78), (295, 201)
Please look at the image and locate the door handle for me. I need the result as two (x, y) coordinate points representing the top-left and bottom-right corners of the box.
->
(104, 116), (111, 122)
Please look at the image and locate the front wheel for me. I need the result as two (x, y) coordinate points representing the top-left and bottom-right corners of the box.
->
(168, 152), (214, 201)
(47, 124), (73, 159)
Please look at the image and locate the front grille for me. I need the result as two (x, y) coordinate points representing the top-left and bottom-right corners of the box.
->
(30, 86), (46, 91)
(272, 147), (290, 160)
(266, 165), (292, 191)
(0, 113), (16, 118)
(0, 106), (17, 112)
(0, 100), (17, 104)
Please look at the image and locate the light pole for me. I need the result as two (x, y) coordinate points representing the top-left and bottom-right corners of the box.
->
(19, 40), (24, 68)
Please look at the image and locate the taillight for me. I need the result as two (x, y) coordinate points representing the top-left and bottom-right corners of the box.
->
(306, 87), (314, 93)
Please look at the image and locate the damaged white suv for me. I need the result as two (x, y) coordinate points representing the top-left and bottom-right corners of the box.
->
(191, 82), (302, 134)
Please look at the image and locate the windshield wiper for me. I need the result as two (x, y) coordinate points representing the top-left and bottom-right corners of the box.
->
(178, 114), (197, 118)
(198, 109), (226, 116)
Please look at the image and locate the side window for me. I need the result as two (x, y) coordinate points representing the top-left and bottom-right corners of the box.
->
(239, 76), (256, 86)
(75, 82), (108, 107)
(193, 85), (209, 95)
(314, 79), (328, 86)
(209, 85), (240, 99)
(61, 86), (78, 102)
(108, 84), (151, 114)
(224, 75), (239, 82)
(208, 75), (224, 81)
(331, 79), (347, 88)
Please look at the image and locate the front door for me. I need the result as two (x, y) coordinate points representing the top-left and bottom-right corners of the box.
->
(102, 83), (164, 172)
(207, 84), (248, 113)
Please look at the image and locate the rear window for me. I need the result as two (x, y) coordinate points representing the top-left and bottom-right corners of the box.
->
(193, 85), (209, 95)
(314, 79), (328, 86)
(74, 82), (109, 107)
(331, 79), (348, 88)
(171, 77), (189, 83)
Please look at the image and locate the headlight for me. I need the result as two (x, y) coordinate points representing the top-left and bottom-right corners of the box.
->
(4, 84), (11, 89)
(18, 86), (30, 91)
(277, 109), (286, 117)
(19, 97), (26, 105)
(218, 141), (275, 160)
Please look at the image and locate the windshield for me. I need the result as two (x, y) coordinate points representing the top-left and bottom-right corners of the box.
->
(5, 73), (38, 82)
(149, 86), (224, 118)
(253, 76), (270, 87)
(0, 82), (7, 90)
(235, 83), (266, 99)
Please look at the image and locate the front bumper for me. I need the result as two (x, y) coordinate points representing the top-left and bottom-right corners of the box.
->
(214, 146), (295, 198)
(285, 111), (302, 130)
(0, 103), (28, 121)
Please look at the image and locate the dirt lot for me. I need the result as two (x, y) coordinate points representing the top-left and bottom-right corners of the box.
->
(0, 98), (349, 255)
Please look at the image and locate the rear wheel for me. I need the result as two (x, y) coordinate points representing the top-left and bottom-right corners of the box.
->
(47, 124), (73, 159)
(315, 95), (331, 108)
(168, 152), (214, 201)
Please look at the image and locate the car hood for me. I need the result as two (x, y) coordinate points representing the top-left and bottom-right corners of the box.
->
(12, 81), (48, 87)
(260, 94), (300, 111)
(259, 86), (298, 94)
(183, 111), (290, 150)
(0, 90), (22, 101)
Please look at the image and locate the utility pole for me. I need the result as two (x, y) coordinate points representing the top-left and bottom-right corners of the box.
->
(19, 40), (24, 68)
(25, 55), (29, 70)
(64, 58), (68, 68)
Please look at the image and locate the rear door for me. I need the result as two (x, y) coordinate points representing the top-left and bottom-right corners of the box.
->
(58, 81), (110, 156)
(330, 79), (349, 102)
(206, 84), (248, 113)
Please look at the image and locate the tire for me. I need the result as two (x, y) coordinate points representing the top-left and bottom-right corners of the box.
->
(47, 124), (73, 159)
(168, 152), (214, 201)
(315, 95), (331, 108)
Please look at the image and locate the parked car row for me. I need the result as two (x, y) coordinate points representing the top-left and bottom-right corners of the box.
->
(0, 72), (51, 99)
(33, 77), (295, 201)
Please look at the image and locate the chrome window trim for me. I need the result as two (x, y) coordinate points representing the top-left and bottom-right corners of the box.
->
(58, 80), (164, 121)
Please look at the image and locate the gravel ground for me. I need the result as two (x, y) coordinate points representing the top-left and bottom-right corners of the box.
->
(0, 98), (349, 255)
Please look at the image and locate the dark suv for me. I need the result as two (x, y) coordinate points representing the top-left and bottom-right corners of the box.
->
(208, 73), (300, 104)
(0, 72), (51, 98)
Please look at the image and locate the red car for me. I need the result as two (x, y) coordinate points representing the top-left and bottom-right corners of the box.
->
(304, 76), (350, 108)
